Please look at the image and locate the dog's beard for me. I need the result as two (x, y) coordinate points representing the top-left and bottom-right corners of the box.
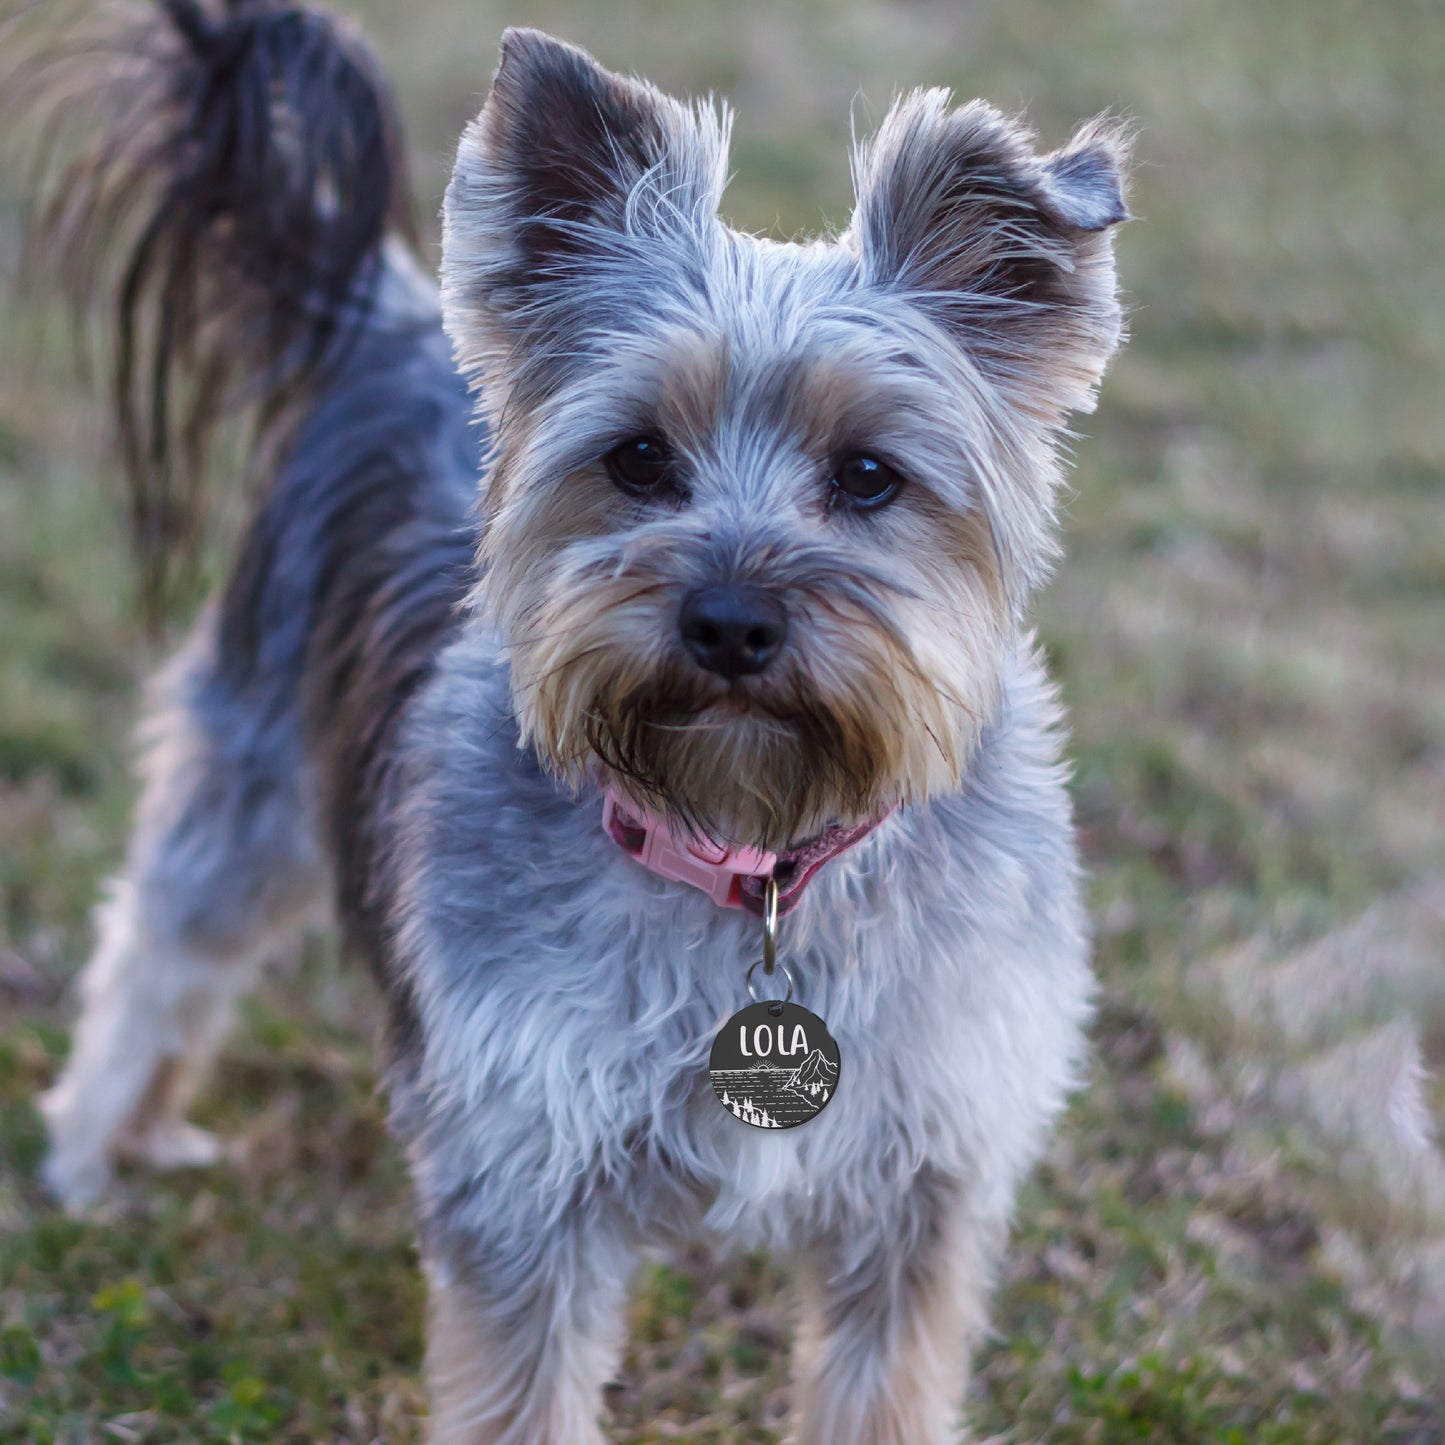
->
(507, 570), (996, 851)
(584, 677), (887, 850)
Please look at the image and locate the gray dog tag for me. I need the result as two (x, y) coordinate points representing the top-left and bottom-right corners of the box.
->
(711, 999), (840, 1129)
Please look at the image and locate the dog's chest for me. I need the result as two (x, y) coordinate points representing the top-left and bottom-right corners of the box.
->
(404, 828), (989, 1230)
(395, 640), (1092, 1240)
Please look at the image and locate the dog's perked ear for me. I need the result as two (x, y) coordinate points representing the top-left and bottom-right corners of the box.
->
(442, 28), (730, 396)
(848, 93), (1132, 423)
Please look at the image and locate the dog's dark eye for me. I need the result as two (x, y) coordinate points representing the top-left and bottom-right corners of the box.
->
(605, 436), (675, 494)
(832, 454), (904, 510)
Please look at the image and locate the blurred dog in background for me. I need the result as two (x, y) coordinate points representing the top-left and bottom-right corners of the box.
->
(31, 1), (1128, 1439)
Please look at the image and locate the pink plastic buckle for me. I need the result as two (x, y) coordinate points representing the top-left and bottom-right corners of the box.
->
(602, 792), (777, 908)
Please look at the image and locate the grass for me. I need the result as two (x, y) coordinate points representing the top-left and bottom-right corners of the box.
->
(1, 0), (1442, 1439)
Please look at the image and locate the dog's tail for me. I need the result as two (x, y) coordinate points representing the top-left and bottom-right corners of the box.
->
(15, 0), (415, 622)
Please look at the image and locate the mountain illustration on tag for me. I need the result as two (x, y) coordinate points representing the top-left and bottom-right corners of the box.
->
(787, 1048), (839, 1100)
(709, 1001), (841, 1130)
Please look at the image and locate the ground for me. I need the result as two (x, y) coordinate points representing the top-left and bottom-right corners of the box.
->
(1, 0), (1442, 1440)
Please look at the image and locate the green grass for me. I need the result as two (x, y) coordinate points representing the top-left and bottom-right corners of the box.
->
(2, 0), (1443, 1439)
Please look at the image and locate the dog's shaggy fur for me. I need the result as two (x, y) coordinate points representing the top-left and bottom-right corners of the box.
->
(32, 3), (1129, 1439)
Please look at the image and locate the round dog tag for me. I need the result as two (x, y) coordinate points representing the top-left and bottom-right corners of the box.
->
(711, 1000), (840, 1129)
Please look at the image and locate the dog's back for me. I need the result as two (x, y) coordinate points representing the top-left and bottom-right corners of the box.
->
(212, 251), (477, 1026)
(33, 0), (476, 1204)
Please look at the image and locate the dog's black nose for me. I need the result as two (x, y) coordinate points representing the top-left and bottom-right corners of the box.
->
(679, 585), (787, 678)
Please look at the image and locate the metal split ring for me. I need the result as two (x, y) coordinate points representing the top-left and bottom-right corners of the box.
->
(746, 958), (794, 1004)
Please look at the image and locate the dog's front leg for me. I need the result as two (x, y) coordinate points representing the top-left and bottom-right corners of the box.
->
(792, 1171), (1006, 1445)
(421, 1206), (634, 1445)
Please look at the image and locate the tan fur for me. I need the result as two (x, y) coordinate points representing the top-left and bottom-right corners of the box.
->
(793, 1200), (1005, 1445)
(424, 1278), (543, 1445)
(424, 1256), (628, 1445)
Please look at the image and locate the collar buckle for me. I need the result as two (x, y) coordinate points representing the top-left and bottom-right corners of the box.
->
(602, 792), (776, 909)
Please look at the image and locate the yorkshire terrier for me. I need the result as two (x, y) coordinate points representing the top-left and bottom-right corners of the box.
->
(33, 1), (1129, 1439)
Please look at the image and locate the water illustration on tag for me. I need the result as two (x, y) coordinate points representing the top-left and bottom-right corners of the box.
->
(710, 999), (840, 1129)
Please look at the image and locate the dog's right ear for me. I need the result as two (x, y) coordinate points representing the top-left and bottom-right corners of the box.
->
(442, 29), (729, 387)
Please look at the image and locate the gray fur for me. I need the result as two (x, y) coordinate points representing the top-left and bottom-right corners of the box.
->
(39, 16), (1128, 1443)
(395, 632), (1088, 1235)
(387, 632), (1088, 1442)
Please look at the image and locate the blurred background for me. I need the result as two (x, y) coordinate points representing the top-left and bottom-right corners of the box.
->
(1, 0), (1442, 1439)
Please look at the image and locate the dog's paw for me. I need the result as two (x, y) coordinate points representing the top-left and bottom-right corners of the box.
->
(37, 1088), (116, 1212)
(39, 1147), (113, 1214)
(119, 1121), (224, 1172)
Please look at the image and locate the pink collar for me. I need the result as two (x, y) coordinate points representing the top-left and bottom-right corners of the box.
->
(602, 788), (890, 916)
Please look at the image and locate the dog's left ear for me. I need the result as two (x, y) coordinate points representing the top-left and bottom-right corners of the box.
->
(848, 93), (1132, 421)
(443, 29), (729, 386)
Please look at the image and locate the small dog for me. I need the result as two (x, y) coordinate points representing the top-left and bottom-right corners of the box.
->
(34, 2), (1129, 1440)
